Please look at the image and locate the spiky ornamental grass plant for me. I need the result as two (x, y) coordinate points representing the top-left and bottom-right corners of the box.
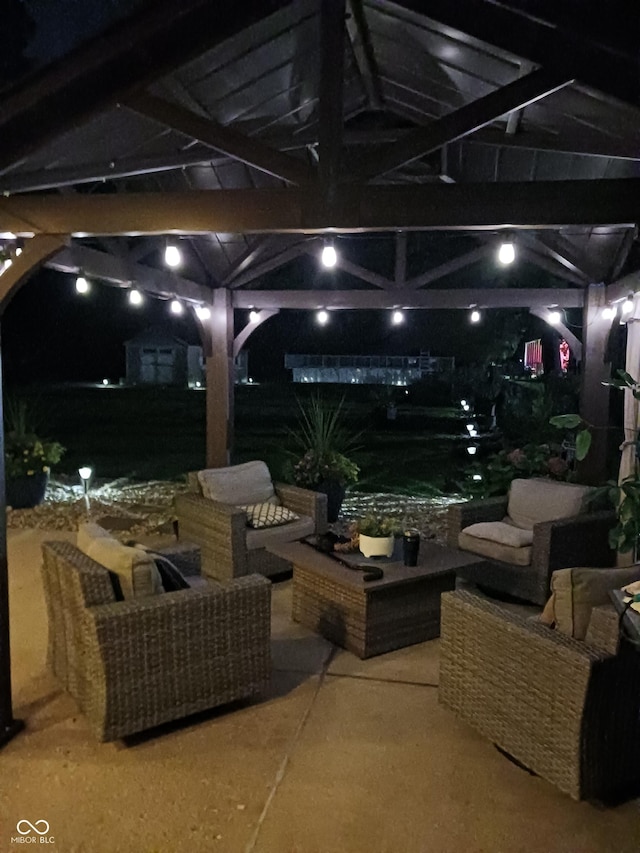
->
(288, 394), (361, 488)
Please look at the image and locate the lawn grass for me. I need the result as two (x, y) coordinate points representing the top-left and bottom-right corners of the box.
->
(11, 382), (474, 496)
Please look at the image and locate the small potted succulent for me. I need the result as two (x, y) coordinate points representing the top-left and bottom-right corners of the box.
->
(352, 514), (402, 558)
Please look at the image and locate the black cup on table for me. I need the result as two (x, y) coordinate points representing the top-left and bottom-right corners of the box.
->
(403, 529), (420, 566)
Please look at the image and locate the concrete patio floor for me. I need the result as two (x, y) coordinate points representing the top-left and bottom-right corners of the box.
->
(2, 528), (640, 852)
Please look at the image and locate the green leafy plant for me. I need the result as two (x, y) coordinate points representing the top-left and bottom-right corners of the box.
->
(4, 398), (65, 479)
(351, 514), (402, 538)
(467, 442), (572, 497)
(548, 413), (592, 461)
(288, 394), (361, 488)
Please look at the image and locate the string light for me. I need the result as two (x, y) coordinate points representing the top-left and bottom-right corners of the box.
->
(548, 310), (562, 325)
(170, 299), (183, 315)
(497, 239), (515, 265)
(392, 310), (404, 325)
(621, 294), (634, 315)
(164, 242), (181, 267)
(602, 305), (617, 320)
(470, 309), (481, 323)
(249, 310), (260, 324)
(316, 309), (329, 325)
(128, 288), (143, 306)
(321, 244), (337, 268)
(195, 305), (211, 320)
(75, 275), (90, 294)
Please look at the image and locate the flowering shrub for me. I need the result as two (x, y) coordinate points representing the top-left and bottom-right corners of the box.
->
(293, 449), (359, 488)
(5, 433), (65, 479)
(469, 442), (572, 497)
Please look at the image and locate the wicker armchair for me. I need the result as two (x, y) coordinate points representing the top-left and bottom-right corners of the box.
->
(175, 463), (327, 582)
(41, 540), (271, 742)
(447, 485), (616, 605)
(439, 590), (640, 802)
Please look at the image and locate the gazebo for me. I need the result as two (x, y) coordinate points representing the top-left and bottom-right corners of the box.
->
(0, 0), (639, 744)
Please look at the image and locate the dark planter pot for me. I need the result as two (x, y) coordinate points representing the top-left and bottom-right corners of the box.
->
(6, 473), (48, 509)
(315, 480), (346, 524)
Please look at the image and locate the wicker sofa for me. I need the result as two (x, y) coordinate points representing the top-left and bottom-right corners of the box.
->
(41, 540), (271, 742)
(174, 461), (328, 582)
(447, 478), (616, 605)
(439, 589), (640, 802)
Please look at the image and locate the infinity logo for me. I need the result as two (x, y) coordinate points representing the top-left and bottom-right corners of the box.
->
(16, 820), (50, 836)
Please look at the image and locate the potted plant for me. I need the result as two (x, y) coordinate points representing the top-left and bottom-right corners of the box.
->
(288, 394), (360, 522)
(351, 514), (402, 558)
(4, 399), (65, 509)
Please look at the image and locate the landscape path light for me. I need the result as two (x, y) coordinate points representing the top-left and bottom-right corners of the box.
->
(79, 467), (92, 508)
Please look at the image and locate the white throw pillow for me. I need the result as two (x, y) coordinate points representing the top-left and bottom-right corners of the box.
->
(77, 522), (163, 599)
(462, 521), (533, 548)
(197, 460), (277, 505)
(241, 502), (299, 529)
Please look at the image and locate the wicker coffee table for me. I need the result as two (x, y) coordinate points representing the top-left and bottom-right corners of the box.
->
(269, 539), (486, 658)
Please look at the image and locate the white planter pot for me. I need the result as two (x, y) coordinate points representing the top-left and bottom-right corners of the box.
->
(359, 534), (394, 558)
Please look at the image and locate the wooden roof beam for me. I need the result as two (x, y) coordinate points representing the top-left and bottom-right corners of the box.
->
(2, 179), (639, 234)
(353, 69), (573, 182)
(405, 245), (493, 290)
(123, 93), (310, 186)
(232, 288), (584, 310)
(318, 0), (346, 203)
(515, 233), (594, 283)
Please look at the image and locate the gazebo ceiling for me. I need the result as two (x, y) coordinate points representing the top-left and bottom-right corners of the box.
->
(0, 0), (639, 295)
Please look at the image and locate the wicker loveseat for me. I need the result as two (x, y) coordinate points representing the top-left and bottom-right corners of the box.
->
(174, 460), (328, 582)
(447, 478), (616, 604)
(41, 540), (271, 742)
(439, 589), (640, 802)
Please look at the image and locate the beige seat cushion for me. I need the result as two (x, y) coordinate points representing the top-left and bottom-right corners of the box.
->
(545, 565), (640, 639)
(458, 530), (532, 566)
(246, 515), (315, 550)
(197, 460), (277, 505)
(77, 522), (163, 599)
(462, 521), (534, 548)
(507, 478), (593, 531)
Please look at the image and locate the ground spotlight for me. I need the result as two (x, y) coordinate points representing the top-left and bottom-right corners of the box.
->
(102, 378), (109, 386)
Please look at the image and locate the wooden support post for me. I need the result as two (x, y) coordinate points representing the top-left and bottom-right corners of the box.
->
(578, 284), (611, 485)
(205, 288), (234, 468)
(0, 333), (23, 748)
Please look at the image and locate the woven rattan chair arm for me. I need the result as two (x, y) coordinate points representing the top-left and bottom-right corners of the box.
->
(531, 510), (617, 572)
(274, 482), (328, 531)
(441, 590), (611, 664)
(585, 603), (621, 654)
(446, 496), (507, 547)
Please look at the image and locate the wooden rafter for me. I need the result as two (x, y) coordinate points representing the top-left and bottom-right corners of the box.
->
(352, 69), (573, 182)
(318, 0), (346, 201)
(516, 233), (595, 284)
(47, 245), (210, 303)
(405, 246), (493, 290)
(123, 93), (310, 186)
(226, 240), (314, 290)
(346, 0), (383, 111)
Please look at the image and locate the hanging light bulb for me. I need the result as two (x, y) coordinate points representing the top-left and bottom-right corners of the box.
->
(164, 242), (182, 267)
(497, 240), (515, 265)
(321, 244), (337, 268)
(548, 310), (562, 325)
(470, 309), (481, 323)
(392, 310), (404, 325)
(75, 275), (90, 294)
(128, 288), (143, 306)
(249, 310), (260, 324)
(170, 298), (183, 315)
(622, 294), (634, 315)
(602, 305), (617, 320)
(195, 305), (211, 320)
(316, 309), (329, 325)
